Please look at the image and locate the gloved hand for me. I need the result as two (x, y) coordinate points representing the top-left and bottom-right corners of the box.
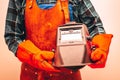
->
(89, 34), (113, 68)
(16, 40), (58, 72)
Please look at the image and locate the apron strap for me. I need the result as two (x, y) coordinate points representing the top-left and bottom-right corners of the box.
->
(28, 0), (34, 9)
(60, 0), (70, 23)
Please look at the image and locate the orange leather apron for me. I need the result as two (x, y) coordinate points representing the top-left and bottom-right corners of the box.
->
(25, 0), (69, 51)
(20, 0), (82, 80)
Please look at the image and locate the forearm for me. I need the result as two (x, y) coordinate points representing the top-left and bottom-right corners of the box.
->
(4, 0), (25, 54)
(79, 0), (106, 37)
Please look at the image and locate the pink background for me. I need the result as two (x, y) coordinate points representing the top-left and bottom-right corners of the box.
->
(0, 0), (120, 80)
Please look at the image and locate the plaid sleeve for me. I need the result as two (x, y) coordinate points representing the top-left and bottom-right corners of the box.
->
(4, 0), (26, 54)
(77, 0), (106, 37)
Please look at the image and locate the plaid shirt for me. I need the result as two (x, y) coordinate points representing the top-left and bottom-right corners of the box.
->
(4, 0), (105, 54)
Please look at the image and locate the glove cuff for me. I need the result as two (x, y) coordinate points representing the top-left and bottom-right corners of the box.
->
(16, 40), (41, 64)
(92, 34), (113, 52)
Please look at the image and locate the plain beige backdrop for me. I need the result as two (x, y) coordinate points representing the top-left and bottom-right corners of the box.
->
(0, 0), (120, 80)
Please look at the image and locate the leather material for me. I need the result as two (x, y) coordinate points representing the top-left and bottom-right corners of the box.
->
(20, 63), (82, 80)
(20, 0), (82, 80)
(89, 34), (113, 68)
(16, 40), (56, 71)
(25, 0), (69, 51)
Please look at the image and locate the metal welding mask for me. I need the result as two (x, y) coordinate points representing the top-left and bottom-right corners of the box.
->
(53, 23), (92, 68)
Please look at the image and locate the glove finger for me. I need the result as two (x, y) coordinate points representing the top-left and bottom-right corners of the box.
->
(39, 60), (60, 72)
(48, 60), (53, 65)
(96, 51), (107, 64)
(91, 49), (101, 61)
(41, 51), (54, 60)
(91, 48), (106, 62)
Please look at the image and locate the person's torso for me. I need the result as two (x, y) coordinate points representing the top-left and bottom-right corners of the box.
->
(25, 0), (70, 51)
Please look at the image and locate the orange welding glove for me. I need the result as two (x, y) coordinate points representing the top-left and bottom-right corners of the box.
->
(89, 34), (113, 68)
(16, 40), (58, 72)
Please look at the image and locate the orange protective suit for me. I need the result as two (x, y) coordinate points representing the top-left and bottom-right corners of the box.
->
(17, 0), (82, 80)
